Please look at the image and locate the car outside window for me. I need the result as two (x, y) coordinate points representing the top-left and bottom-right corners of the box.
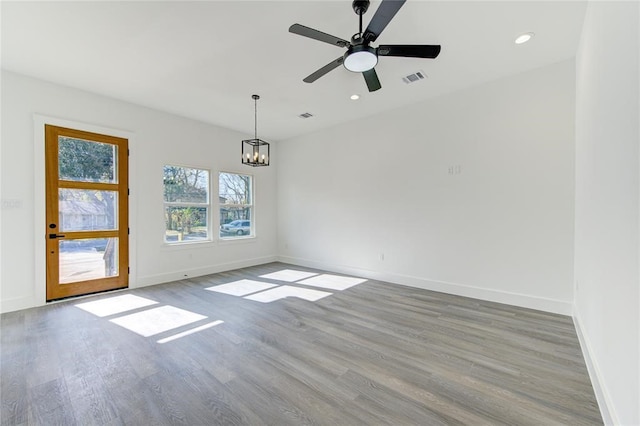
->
(219, 172), (253, 239)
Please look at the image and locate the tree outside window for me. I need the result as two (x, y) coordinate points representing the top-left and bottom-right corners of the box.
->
(163, 165), (210, 243)
(219, 172), (252, 238)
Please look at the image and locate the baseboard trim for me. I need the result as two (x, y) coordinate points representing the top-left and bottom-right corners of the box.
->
(277, 255), (572, 315)
(135, 255), (278, 288)
(1, 295), (37, 314)
(572, 308), (617, 425)
(2, 256), (571, 316)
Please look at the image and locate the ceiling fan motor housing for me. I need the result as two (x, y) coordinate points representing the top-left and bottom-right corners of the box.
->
(352, 0), (370, 15)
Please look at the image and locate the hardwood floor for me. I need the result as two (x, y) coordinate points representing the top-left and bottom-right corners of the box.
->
(1, 262), (601, 425)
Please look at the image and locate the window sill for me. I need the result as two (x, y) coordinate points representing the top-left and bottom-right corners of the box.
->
(162, 240), (216, 250)
(161, 236), (258, 249)
(218, 235), (258, 245)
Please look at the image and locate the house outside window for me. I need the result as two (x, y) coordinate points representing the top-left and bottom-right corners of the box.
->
(219, 172), (253, 239)
(163, 165), (210, 243)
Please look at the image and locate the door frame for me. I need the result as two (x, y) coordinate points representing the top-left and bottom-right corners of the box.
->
(33, 115), (137, 305)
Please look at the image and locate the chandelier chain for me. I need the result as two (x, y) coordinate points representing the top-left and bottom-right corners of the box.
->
(252, 94), (260, 140)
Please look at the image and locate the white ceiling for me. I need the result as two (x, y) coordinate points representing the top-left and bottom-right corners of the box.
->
(1, 1), (587, 141)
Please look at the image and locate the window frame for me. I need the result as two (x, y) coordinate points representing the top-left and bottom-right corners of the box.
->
(218, 171), (254, 240)
(163, 164), (212, 245)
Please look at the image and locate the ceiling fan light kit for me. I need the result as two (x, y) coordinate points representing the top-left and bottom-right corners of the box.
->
(343, 45), (378, 72)
(289, 0), (441, 92)
(242, 95), (270, 167)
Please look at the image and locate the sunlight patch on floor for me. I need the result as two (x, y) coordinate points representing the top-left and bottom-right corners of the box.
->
(109, 305), (207, 337)
(205, 279), (277, 296)
(157, 320), (224, 343)
(244, 285), (332, 303)
(75, 294), (158, 317)
(259, 269), (318, 282)
(298, 274), (367, 291)
(208, 269), (367, 304)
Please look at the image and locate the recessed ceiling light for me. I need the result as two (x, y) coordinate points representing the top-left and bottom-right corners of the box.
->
(515, 32), (534, 45)
(350, 94), (360, 100)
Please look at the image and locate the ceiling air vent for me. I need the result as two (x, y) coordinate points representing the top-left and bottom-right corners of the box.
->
(402, 70), (427, 84)
(298, 112), (314, 119)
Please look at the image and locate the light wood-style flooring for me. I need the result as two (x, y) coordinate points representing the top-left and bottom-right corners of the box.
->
(1, 262), (602, 425)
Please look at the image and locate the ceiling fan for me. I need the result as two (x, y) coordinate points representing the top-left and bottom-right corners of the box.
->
(289, 0), (441, 92)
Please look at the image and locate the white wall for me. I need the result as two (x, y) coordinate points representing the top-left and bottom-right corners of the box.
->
(278, 60), (576, 314)
(574, 2), (640, 425)
(0, 70), (278, 313)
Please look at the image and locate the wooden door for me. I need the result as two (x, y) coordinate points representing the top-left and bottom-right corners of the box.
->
(45, 125), (129, 301)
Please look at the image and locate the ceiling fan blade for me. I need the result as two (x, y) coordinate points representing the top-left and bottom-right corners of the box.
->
(303, 57), (344, 83)
(363, 68), (382, 92)
(289, 24), (350, 48)
(377, 44), (441, 58)
(363, 0), (406, 43)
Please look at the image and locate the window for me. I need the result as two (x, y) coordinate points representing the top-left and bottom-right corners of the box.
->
(163, 165), (210, 243)
(219, 172), (252, 238)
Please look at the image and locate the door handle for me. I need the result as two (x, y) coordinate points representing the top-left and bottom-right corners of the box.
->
(48, 233), (66, 239)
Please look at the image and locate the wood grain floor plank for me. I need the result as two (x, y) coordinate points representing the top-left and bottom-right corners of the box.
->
(27, 378), (77, 426)
(0, 355), (28, 426)
(0, 262), (601, 425)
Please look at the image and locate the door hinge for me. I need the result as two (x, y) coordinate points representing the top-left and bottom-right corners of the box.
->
(128, 228), (130, 235)
(128, 267), (130, 274)
(127, 148), (130, 156)
(127, 188), (130, 196)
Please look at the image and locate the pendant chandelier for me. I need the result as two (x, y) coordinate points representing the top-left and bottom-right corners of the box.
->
(241, 94), (270, 167)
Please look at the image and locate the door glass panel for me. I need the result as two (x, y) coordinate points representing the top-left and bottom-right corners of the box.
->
(58, 137), (117, 183)
(59, 189), (118, 231)
(59, 238), (119, 284)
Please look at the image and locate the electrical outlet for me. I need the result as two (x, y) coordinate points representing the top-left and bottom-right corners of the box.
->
(447, 165), (462, 175)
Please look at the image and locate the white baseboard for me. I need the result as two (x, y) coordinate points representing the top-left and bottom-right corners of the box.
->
(2, 255), (572, 316)
(277, 255), (573, 315)
(135, 255), (278, 288)
(572, 308), (617, 425)
(1, 295), (37, 314)
(0, 256), (278, 314)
